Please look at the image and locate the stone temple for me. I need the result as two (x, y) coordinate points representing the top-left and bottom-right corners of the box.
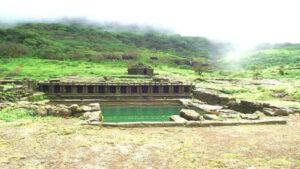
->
(37, 76), (193, 100)
(127, 63), (154, 76)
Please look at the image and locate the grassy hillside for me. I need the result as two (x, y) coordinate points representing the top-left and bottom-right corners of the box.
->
(0, 22), (299, 80)
(0, 57), (199, 80)
(0, 23), (218, 64)
(242, 44), (300, 68)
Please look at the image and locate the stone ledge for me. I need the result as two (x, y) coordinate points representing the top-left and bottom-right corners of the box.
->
(81, 118), (287, 127)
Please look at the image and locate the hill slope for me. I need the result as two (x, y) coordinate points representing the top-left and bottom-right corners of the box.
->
(0, 23), (219, 65)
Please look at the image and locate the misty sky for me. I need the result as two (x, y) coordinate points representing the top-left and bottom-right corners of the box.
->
(0, 0), (300, 48)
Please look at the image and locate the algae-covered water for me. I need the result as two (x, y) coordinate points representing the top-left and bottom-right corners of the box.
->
(102, 105), (182, 122)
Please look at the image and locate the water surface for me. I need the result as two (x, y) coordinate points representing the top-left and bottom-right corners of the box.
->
(102, 104), (182, 122)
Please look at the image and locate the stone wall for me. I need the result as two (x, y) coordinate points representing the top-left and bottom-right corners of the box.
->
(193, 89), (298, 115)
(128, 68), (154, 76)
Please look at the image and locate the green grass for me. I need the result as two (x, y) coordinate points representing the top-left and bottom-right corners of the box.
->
(0, 57), (199, 80)
(0, 108), (36, 122)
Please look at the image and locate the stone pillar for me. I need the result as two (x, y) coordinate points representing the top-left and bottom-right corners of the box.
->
(95, 85), (99, 93)
(60, 85), (65, 93)
(179, 85), (184, 94)
(127, 86), (130, 95)
(49, 84), (54, 93)
(71, 85), (76, 94)
(159, 85), (163, 94)
(83, 85), (87, 94)
(170, 85), (174, 95)
(116, 85), (120, 94)
(149, 84), (152, 95)
(104, 85), (108, 94)
(138, 85), (142, 95)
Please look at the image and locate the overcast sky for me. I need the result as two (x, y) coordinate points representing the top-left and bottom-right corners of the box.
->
(0, 0), (300, 48)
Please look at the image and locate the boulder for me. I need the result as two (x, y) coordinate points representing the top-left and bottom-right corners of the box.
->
(82, 111), (102, 122)
(262, 108), (276, 116)
(203, 114), (219, 120)
(54, 107), (72, 117)
(180, 109), (200, 121)
(0, 103), (5, 110)
(274, 108), (294, 116)
(240, 113), (260, 120)
(45, 105), (55, 115)
(16, 101), (31, 109)
(17, 101), (31, 106)
(33, 100), (50, 106)
(262, 107), (293, 116)
(220, 113), (240, 119)
(69, 104), (81, 114)
(228, 100), (269, 114)
(217, 109), (239, 114)
(89, 103), (100, 111)
(34, 106), (47, 117)
(193, 104), (223, 115)
(81, 106), (92, 112)
(170, 115), (188, 123)
(220, 96), (236, 105)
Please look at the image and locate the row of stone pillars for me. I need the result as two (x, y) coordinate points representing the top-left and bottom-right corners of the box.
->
(40, 84), (191, 95)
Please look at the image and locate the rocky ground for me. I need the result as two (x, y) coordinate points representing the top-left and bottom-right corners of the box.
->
(0, 114), (299, 169)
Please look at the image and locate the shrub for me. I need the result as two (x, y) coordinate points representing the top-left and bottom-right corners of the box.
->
(0, 42), (30, 57)
(253, 71), (262, 79)
(278, 66), (285, 75)
(0, 108), (35, 122)
(292, 90), (300, 101)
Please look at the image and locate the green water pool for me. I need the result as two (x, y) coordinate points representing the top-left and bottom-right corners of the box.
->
(102, 105), (182, 122)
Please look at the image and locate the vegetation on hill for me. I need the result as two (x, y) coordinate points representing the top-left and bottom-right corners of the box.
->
(0, 22), (299, 80)
(0, 23), (219, 64)
(242, 43), (300, 68)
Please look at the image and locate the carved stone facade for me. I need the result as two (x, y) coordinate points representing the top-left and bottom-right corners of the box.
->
(38, 82), (193, 99)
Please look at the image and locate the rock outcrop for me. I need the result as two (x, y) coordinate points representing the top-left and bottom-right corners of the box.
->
(82, 111), (102, 122)
(0, 101), (103, 122)
(180, 109), (201, 121)
(170, 115), (187, 123)
(193, 88), (298, 116)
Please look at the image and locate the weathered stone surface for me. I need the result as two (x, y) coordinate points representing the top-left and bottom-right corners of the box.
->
(98, 118), (286, 127)
(82, 111), (102, 122)
(192, 103), (223, 115)
(217, 109), (239, 114)
(33, 100), (50, 105)
(180, 109), (200, 121)
(54, 107), (72, 117)
(262, 108), (276, 116)
(240, 113), (260, 120)
(193, 89), (236, 105)
(219, 96), (236, 105)
(193, 89), (222, 105)
(45, 105), (55, 115)
(81, 106), (92, 112)
(69, 104), (81, 114)
(34, 107), (47, 117)
(89, 103), (100, 111)
(170, 115), (187, 123)
(274, 108), (294, 116)
(263, 107), (295, 116)
(220, 113), (240, 119)
(203, 114), (219, 120)
(228, 100), (269, 114)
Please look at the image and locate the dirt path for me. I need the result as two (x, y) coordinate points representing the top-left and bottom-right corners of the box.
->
(0, 115), (299, 169)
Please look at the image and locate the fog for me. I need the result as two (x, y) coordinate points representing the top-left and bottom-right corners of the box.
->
(0, 0), (300, 49)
